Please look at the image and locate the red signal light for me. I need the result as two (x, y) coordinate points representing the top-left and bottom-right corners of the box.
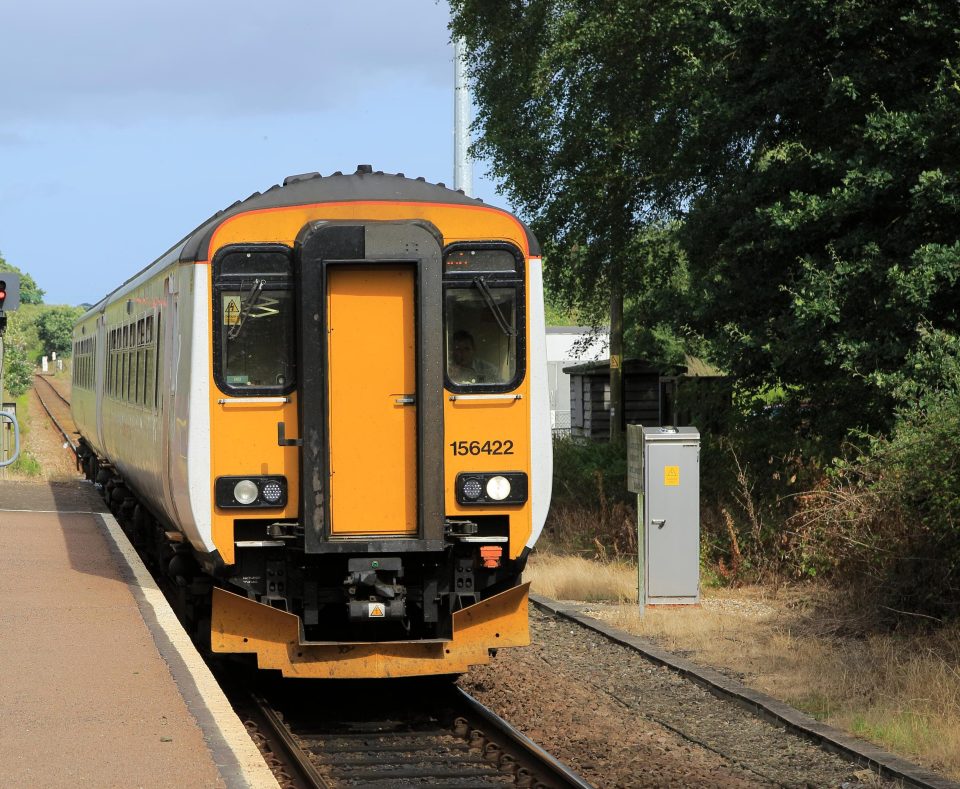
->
(0, 281), (6, 306)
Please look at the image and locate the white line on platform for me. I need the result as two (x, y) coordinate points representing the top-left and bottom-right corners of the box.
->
(94, 511), (280, 789)
(0, 508), (105, 514)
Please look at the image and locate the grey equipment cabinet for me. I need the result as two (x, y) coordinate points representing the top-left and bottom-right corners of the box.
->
(641, 426), (700, 605)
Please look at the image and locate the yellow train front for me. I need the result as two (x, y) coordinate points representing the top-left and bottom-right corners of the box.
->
(72, 168), (552, 678)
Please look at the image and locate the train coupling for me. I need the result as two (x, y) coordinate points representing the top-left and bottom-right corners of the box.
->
(344, 557), (406, 621)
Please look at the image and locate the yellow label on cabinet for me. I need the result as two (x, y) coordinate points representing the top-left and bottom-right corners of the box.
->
(664, 465), (680, 486)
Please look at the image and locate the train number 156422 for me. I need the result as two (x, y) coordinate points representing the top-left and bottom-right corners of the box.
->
(449, 439), (514, 456)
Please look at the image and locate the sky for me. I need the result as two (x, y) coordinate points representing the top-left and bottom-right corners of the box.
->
(0, 0), (505, 307)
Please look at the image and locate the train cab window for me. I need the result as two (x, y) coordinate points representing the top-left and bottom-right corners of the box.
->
(443, 244), (525, 392)
(213, 246), (296, 396)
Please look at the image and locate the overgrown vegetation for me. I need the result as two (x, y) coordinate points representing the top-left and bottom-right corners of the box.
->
(791, 326), (960, 619)
(454, 0), (960, 622)
(544, 437), (636, 557)
(4, 392), (41, 476)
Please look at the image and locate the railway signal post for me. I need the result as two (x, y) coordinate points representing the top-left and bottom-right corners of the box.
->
(0, 272), (22, 468)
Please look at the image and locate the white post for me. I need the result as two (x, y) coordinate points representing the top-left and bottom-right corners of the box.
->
(42, 355), (48, 373)
(454, 37), (473, 197)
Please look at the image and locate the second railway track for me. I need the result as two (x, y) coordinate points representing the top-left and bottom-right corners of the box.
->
(32, 373), (79, 455)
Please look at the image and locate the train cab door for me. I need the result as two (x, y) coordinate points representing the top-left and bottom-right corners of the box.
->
(295, 221), (445, 554)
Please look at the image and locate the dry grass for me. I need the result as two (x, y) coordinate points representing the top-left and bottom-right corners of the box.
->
(523, 553), (638, 602)
(526, 553), (960, 780)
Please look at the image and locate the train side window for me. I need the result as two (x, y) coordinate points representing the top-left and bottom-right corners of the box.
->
(212, 246), (296, 397)
(442, 243), (525, 393)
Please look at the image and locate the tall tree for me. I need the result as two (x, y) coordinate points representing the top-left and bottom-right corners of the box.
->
(450, 1), (687, 441)
(670, 0), (960, 436)
(451, 0), (960, 438)
(35, 305), (84, 356)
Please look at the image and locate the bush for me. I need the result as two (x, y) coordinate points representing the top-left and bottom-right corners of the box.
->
(794, 327), (960, 619)
(545, 436), (636, 558)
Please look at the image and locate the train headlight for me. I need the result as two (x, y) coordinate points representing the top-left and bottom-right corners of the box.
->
(215, 476), (288, 508)
(455, 472), (527, 506)
(233, 479), (259, 505)
(486, 476), (511, 501)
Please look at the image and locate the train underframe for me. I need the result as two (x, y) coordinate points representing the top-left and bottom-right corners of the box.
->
(78, 440), (530, 677)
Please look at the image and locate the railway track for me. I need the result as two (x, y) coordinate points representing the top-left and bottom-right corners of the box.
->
(528, 595), (958, 789)
(35, 371), (591, 788)
(225, 671), (593, 789)
(32, 373), (79, 456)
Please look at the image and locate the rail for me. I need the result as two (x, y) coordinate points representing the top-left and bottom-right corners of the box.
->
(32, 374), (79, 457)
(237, 677), (594, 789)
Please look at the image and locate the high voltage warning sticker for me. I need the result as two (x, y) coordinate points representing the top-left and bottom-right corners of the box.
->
(223, 297), (241, 325)
(664, 465), (680, 487)
(368, 603), (386, 618)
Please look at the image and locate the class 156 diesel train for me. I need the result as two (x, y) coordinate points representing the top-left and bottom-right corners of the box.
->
(71, 166), (552, 678)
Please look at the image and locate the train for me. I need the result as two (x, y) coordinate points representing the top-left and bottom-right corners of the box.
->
(71, 166), (551, 678)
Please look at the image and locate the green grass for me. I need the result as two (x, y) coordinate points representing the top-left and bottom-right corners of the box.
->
(2, 390), (43, 476)
(793, 692), (841, 722)
(851, 710), (934, 756)
(9, 451), (41, 476)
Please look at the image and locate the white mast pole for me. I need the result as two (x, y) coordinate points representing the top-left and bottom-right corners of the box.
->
(454, 37), (473, 196)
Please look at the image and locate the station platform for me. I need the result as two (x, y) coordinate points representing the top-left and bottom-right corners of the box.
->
(0, 479), (278, 788)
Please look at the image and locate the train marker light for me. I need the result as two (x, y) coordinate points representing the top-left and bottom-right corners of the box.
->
(260, 480), (282, 503)
(233, 479), (259, 505)
(462, 478), (482, 500)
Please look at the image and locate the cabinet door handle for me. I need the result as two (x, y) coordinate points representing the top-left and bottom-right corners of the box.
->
(651, 519), (666, 528)
(394, 395), (416, 405)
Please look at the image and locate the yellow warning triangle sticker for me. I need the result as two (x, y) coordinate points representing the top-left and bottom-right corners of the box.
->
(368, 603), (385, 618)
(223, 297), (241, 325)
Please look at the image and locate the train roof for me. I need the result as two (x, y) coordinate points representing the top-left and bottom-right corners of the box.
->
(181, 166), (540, 261)
(77, 167), (539, 322)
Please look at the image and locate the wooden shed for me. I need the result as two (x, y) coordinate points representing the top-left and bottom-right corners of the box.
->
(564, 359), (681, 440)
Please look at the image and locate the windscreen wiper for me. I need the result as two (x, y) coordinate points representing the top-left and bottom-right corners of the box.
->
(228, 278), (266, 340)
(473, 276), (515, 337)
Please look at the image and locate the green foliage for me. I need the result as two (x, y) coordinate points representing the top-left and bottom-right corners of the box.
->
(0, 252), (45, 304)
(35, 305), (83, 356)
(1, 312), (34, 399)
(546, 436), (637, 556)
(543, 287), (579, 327)
(668, 1), (960, 436)
(452, 0), (960, 439)
(551, 435), (631, 510)
(792, 328), (960, 617)
(6, 393), (41, 475)
(9, 451), (41, 476)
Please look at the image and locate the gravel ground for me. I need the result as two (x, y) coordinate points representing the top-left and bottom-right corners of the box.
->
(12, 375), (904, 788)
(460, 607), (896, 788)
(2, 377), (80, 482)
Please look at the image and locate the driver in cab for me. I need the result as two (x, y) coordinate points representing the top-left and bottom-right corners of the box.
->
(448, 330), (498, 385)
